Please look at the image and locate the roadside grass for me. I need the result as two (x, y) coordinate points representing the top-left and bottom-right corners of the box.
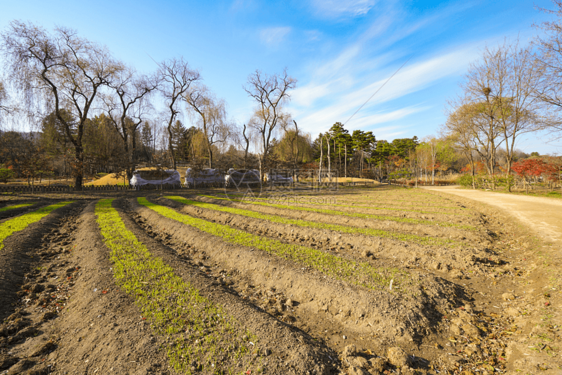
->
(95, 199), (260, 375)
(199, 194), (477, 231)
(140, 197), (412, 292)
(166, 196), (457, 247)
(0, 201), (73, 251)
(0, 203), (34, 212)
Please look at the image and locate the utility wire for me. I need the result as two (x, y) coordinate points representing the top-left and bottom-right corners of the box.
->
(343, 56), (412, 126)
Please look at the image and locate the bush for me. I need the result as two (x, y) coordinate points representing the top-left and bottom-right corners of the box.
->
(457, 174), (474, 187)
(495, 175), (515, 188)
(0, 168), (15, 184)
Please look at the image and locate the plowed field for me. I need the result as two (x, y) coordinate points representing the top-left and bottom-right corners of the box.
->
(0, 187), (560, 375)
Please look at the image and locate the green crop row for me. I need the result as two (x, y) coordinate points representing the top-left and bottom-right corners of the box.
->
(222, 193), (467, 215)
(140, 197), (411, 292)
(199, 194), (476, 231)
(0, 203), (34, 212)
(0, 201), (73, 251)
(95, 199), (259, 375)
(166, 196), (457, 247)
(341, 196), (462, 210)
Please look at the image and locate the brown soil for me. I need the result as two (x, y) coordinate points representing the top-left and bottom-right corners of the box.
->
(115, 198), (338, 375)
(197, 194), (487, 247)
(159, 195), (495, 279)
(127, 197), (464, 372)
(0, 186), (560, 374)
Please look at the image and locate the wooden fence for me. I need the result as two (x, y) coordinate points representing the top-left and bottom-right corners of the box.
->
(0, 181), (386, 194)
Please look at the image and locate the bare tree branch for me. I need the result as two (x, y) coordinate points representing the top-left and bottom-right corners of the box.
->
(156, 57), (200, 170)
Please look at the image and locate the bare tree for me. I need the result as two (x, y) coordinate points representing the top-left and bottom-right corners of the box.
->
(471, 43), (545, 175)
(444, 104), (480, 189)
(291, 120), (300, 170)
(245, 69), (296, 177)
(104, 67), (158, 179)
(0, 81), (8, 114)
(461, 75), (504, 188)
(463, 42), (547, 189)
(185, 84), (231, 168)
(0, 81), (8, 129)
(449, 98), (503, 188)
(534, 1), (562, 136)
(1, 21), (124, 189)
(242, 123), (252, 169)
(157, 57), (200, 170)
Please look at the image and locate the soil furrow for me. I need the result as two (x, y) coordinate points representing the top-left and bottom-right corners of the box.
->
(38, 202), (174, 375)
(225, 193), (472, 216)
(160, 196), (495, 276)
(110, 198), (337, 374)
(129, 197), (467, 350)
(198, 194), (487, 243)
(0, 201), (85, 375)
(204, 194), (477, 231)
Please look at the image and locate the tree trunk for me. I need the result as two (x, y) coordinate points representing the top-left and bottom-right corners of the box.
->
(344, 144), (347, 178)
(470, 156), (475, 190)
(243, 124), (250, 170)
(326, 137), (331, 179)
(167, 127), (176, 170)
(319, 138), (323, 183)
(126, 134), (134, 182)
(74, 145), (84, 190)
(431, 158), (435, 186)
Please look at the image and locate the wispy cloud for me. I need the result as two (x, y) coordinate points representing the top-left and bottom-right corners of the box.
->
(259, 26), (291, 47)
(291, 42), (482, 135)
(230, 0), (256, 12)
(311, 0), (376, 18)
(304, 30), (322, 42)
(287, 1), (492, 138)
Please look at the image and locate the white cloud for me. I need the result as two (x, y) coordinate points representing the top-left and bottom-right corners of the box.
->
(304, 30), (322, 42)
(291, 76), (353, 107)
(230, 0), (255, 12)
(311, 0), (376, 18)
(290, 43), (482, 135)
(259, 26), (291, 47)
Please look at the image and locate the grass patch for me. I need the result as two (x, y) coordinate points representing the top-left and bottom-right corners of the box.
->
(0, 201), (73, 251)
(0, 203), (34, 212)
(200, 194), (476, 231)
(95, 199), (259, 375)
(140, 197), (411, 292)
(166, 196), (456, 247)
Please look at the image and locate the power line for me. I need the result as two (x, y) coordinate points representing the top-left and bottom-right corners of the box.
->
(343, 56), (412, 126)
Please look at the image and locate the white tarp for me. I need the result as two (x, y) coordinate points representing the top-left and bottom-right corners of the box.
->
(265, 172), (293, 184)
(225, 169), (261, 187)
(184, 168), (224, 185)
(130, 170), (181, 186)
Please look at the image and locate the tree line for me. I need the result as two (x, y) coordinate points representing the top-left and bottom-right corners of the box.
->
(442, 1), (562, 190)
(2, 1), (562, 189)
(0, 21), (304, 188)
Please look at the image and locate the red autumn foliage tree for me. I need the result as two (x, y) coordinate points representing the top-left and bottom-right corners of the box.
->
(512, 159), (557, 181)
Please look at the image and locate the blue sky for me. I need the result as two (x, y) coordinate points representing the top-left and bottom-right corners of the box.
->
(1, 0), (560, 153)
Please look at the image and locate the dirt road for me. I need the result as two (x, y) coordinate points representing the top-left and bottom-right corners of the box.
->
(424, 186), (562, 374)
(424, 186), (562, 244)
